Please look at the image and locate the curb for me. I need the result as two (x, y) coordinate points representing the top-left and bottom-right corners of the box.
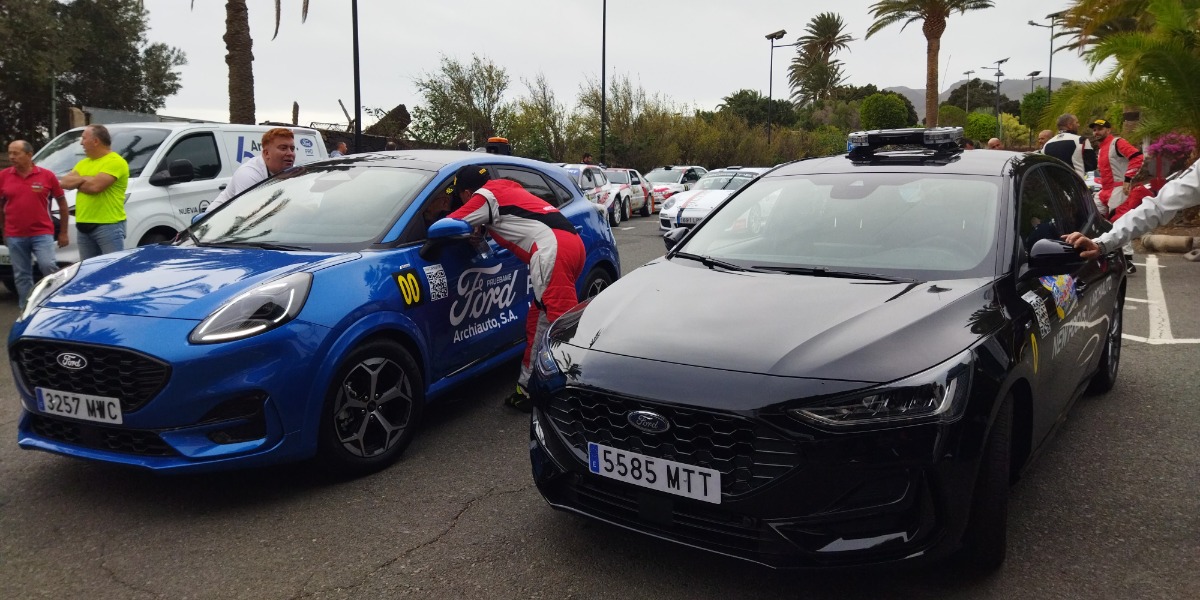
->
(1140, 234), (1196, 253)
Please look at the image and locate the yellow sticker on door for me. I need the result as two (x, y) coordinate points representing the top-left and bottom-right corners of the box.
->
(394, 270), (424, 307)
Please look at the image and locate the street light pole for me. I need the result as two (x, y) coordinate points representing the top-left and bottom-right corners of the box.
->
(1028, 12), (1063, 106)
(351, 0), (362, 152)
(1027, 70), (1041, 146)
(962, 69), (975, 115)
(765, 29), (787, 145)
(600, 0), (607, 165)
(981, 58), (1008, 139)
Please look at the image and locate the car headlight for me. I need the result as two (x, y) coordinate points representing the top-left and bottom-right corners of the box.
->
(789, 350), (973, 429)
(532, 300), (592, 379)
(20, 262), (80, 320)
(662, 198), (677, 211)
(189, 272), (312, 344)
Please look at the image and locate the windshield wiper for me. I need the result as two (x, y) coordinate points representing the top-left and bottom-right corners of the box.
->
(751, 265), (917, 283)
(203, 240), (311, 251)
(175, 228), (201, 247)
(673, 252), (766, 273)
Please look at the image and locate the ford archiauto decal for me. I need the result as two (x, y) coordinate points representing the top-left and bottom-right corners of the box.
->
(627, 410), (670, 434)
(57, 353), (88, 370)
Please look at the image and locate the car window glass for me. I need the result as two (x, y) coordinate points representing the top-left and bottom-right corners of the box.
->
(605, 170), (630, 184)
(582, 169), (595, 189)
(630, 172), (641, 185)
(592, 169), (608, 187)
(1040, 166), (1090, 232)
(156, 133), (221, 179)
(1018, 168), (1061, 252)
(496, 167), (559, 206)
(33, 127), (170, 177)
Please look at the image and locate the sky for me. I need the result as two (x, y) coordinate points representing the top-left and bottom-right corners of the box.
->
(144, 0), (1099, 127)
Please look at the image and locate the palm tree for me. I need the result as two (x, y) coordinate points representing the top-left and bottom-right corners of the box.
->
(788, 12), (853, 107)
(191, 0), (310, 124)
(1056, 0), (1151, 136)
(865, 0), (995, 127)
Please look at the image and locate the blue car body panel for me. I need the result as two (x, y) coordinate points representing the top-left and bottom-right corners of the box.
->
(10, 152), (620, 472)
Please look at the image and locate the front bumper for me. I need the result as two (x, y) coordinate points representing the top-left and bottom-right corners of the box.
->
(11, 307), (332, 472)
(528, 386), (981, 569)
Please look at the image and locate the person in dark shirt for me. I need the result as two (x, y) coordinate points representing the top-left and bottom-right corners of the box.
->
(1041, 114), (1097, 178)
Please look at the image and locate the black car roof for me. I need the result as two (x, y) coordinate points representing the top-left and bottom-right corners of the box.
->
(771, 150), (1061, 177)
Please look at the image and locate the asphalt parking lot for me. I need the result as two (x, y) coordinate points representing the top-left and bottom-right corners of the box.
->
(1, 217), (1197, 599)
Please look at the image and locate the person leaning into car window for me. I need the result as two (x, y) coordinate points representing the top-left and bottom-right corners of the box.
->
(438, 165), (586, 412)
(207, 128), (297, 213)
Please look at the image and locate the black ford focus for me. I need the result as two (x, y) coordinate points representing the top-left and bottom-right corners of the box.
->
(527, 129), (1126, 571)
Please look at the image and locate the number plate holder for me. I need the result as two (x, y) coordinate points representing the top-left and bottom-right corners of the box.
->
(587, 442), (721, 504)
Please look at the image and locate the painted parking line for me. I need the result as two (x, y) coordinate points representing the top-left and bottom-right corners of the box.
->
(1123, 254), (1199, 345)
(620, 226), (636, 230)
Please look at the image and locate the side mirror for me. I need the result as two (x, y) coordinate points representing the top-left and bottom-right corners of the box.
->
(1027, 238), (1087, 276)
(149, 159), (196, 186)
(663, 227), (689, 251)
(420, 218), (473, 261)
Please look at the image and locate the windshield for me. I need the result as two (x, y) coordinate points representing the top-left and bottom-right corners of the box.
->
(645, 169), (683, 184)
(34, 127), (171, 177)
(695, 172), (757, 191)
(605, 170), (630, 184)
(678, 173), (1002, 280)
(188, 164), (432, 251)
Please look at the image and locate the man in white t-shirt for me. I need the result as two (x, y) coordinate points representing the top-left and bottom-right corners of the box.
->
(207, 128), (296, 212)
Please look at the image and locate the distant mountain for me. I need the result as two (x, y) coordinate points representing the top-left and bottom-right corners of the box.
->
(884, 77), (1073, 122)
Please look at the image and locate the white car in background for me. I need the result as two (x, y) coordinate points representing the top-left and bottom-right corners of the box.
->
(604, 168), (656, 216)
(644, 165), (707, 206)
(659, 167), (770, 230)
(562, 163), (634, 226)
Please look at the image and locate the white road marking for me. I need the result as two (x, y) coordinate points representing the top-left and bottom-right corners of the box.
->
(620, 226), (636, 230)
(1121, 334), (1200, 345)
(1145, 254), (1173, 340)
(1125, 297), (1153, 304)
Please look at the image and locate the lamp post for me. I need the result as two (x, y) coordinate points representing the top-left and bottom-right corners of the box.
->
(765, 29), (787, 145)
(981, 58), (1008, 139)
(962, 69), (975, 115)
(600, 0), (607, 165)
(351, 0), (362, 152)
(1027, 70), (1041, 146)
(1028, 11), (1063, 106)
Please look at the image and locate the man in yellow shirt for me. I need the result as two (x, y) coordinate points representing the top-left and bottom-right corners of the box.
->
(59, 124), (130, 259)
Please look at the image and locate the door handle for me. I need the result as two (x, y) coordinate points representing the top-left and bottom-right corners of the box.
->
(218, 184), (228, 190)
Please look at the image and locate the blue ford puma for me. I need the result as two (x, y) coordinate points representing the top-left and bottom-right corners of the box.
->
(10, 151), (620, 474)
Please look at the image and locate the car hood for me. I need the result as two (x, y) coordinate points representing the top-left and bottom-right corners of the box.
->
(556, 259), (1000, 383)
(674, 189), (736, 212)
(41, 244), (350, 320)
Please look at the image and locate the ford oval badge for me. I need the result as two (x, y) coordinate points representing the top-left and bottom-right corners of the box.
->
(627, 410), (670, 434)
(57, 352), (88, 370)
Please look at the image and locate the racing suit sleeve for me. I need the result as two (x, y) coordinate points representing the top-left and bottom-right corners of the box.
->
(1082, 137), (1098, 174)
(1116, 137), (1144, 182)
(446, 188), (501, 228)
(1095, 164), (1200, 249)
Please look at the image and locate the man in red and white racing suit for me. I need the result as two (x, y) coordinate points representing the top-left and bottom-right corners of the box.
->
(444, 165), (586, 412)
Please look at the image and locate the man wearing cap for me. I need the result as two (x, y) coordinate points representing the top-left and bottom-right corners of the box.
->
(1089, 118), (1143, 272)
(440, 165), (586, 412)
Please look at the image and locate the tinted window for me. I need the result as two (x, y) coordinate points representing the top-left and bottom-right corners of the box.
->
(1018, 168), (1061, 252)
(605, 170), (630, 184)
(1040, 165), (1091, 233)
(630, 172), (641, 185)
(156, 133), (221, 179)
(496, 167), (558, 206)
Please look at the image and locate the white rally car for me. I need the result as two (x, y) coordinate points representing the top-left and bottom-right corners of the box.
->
(562, 163), (634, 226)
(644, 165), (707, 207)
(658, 167), (770, 230)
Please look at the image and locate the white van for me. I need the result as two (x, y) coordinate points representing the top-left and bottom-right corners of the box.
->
(0, 122), (328, 291)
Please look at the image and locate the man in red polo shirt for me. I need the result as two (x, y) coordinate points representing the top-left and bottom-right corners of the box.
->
(0, 140), (70, 310)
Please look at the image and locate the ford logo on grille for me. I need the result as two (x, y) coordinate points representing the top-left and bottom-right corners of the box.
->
(627, 410), (670, 434)
(57, 352), (88, 370)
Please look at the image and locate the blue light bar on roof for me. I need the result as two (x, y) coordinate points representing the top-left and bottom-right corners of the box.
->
(846, 127), (964, 158)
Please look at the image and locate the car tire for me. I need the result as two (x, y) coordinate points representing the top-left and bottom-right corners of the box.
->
(622, 197), (632, 221)
(640, 196), (653, 217)
(958, 392), (1012, 572)
(138, 230), (175, 246)
(609, 202), (622, 227)
(1086, 290), (1124, 394)
(581, 267), (613, 299)
(317, 339), (424, 476)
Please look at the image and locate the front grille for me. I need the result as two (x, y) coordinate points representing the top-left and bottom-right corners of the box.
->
(547, 389), (803, 496)
(12, 341), (170, 413)
(28, 414), (178, 456)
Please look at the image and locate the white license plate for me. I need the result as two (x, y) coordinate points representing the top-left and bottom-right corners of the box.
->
(677, 216), (701, 225)
(588, 442), (721, 504)
(36, 387), (123, 425)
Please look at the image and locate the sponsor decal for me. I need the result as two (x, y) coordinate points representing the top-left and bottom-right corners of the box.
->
(448, 264), (524, 343)
(1030, 333), (1039, 374)
(235, 137), (261, 163)
(1022, 291), (1052, 338)
(57, 353), (88, 370)
(423, 264), (448, 302)
(1050, 274), (1115, 359)
(394, 270), (424, 307)
(300, 138), (313, 148)
(179, 199), (211, 216)
(1039, 275), (1078, 319)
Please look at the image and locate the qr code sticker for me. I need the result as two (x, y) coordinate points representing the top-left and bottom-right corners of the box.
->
(423, 264), (448, 302)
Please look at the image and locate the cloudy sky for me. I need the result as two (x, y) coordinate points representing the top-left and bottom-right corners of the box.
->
(144, 0), (1099, 127)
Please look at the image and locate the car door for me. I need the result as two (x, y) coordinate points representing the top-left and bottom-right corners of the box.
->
(627, 170), (647, 211)
(1040, 164), (1121, 397)
(153, 132), (225, 226)
(1014, 165), (1077, 441)
(393, 174), (530, 381)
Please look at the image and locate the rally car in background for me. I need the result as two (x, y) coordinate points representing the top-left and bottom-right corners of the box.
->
(10, 151), (620, 475)
(659, 167), (769, 230)
(644, 165), (707, 206)
(604, 168), (657, 217)
(562, 164), (634, 226)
